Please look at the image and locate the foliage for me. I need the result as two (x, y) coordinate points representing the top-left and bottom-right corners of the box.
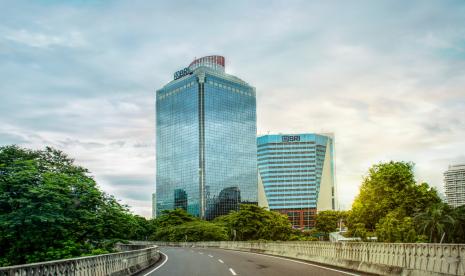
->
(347, 161), (440, 233)
(450, 205), (465, 243)
(154, 208), (197, 228)
(315, 210), (347, 236)
(414, 203), (455, 243)
(152, 221), (228, 242)
(0, 145), (152, 266)
(150, 208), (227, 241)
(288, 229), (320, 241)
(375, 209), (418, 242)
(345, 160), (465, 244)
(350, 223), (369, 240)
(151, 206), (294, 242)
(214, 204), (293, 241)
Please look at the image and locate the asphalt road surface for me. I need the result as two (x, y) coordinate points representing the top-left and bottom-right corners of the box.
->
(137, 247), (366, 276)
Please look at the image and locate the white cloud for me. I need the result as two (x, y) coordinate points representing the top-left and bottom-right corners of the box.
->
(1, 0), (464, 217)
(4, 29), (87, 48)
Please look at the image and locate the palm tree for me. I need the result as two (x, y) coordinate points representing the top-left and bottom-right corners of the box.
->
(414, 203), (455, 243)
(450, 205), (465, 243)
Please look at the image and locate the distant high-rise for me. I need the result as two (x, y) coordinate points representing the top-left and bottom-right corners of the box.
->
(444, 164), (465, 207)
(156, 55), (258, 219)
(257, 133), (336, 229)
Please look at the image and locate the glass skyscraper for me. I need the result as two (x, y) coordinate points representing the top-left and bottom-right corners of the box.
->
(156, 55), (257, 219)
(257, 134), (336, 229)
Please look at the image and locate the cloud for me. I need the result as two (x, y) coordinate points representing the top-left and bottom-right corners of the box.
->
(1, 0), (465, 217)
(4, 29), (87, 48)
(0, 131), (29, 145)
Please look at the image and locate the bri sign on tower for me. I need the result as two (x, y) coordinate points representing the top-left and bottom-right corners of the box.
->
(282, 135), (301, 142)
(173, 67), (191, 80)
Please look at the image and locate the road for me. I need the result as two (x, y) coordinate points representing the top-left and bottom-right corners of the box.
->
(137, 247), (366, 276)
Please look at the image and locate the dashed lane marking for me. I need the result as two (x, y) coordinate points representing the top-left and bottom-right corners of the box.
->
(229, 268), (237, 275)
(231, 250), (359, 276)
(218, 259), (224, 263)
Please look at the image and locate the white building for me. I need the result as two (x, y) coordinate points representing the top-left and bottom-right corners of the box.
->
(444, 164), (465, 207)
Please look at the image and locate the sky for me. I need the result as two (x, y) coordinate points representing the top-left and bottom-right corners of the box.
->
(1, 0), (465, 217)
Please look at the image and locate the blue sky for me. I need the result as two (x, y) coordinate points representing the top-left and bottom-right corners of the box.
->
(1, 0), (465, 217)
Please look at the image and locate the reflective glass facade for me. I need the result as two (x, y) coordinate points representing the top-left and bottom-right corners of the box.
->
(257, 134), (336, 229)
(156, 56), (257, 219)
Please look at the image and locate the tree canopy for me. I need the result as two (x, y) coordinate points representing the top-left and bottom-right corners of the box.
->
(150, 205), (297, 242)
(375, 208), (420, 243)
(342, 161), (465, 243)
(347, 161), (440, 234)
(0, 145), (153, 266)
(414, 203), (456, 243)
(214, 204), (293, 241)
(315, 210), (346, 234)
(150, 209), (227, 241)
(5, 144), (464, 266)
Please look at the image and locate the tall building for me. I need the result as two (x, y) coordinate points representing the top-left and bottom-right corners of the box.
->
(257, 133), (336, 229)
(156, 55), (258, 219)
(444, 164), (465, 208)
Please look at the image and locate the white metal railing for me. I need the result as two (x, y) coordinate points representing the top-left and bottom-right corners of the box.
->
(153, 241), (465, 275)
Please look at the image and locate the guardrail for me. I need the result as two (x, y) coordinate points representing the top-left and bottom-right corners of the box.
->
(0, 245), (160, 276)
(154, 241), (465, 276)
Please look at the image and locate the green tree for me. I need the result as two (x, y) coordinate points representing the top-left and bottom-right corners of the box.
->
(290, 229), (320, 241)
(347, 161), (440, 234)
(0, 145), (147, 265)
(351, 223), (369, 240)
(154, 208), (197, 228)
(315, 210), (347, 236)
(450, 205), (465, 243)
(150, 209), (227, 241)
(152, 221), (227, 242)
(215, 204), (293, 241)
(414, 203), (455, 243)
(375, 209), (418, 242)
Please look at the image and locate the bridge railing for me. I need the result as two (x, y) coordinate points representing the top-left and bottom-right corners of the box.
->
(153, 241), (465, 276)
(0, 245), (160, 276)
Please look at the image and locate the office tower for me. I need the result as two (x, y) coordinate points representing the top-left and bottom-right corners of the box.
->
(257, 133), (336, 229)
(444, 164), (465, 207)
(156, 55), (257, 219)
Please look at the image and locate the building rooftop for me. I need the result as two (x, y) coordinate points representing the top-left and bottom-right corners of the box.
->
(158, 55), (251, 92)
(188, 55), (225, 72)
(447, 164), (465, 171)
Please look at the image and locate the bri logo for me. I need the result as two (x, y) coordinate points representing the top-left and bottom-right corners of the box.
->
(282, 136), (300, 142)
(174, 67), (192, 80)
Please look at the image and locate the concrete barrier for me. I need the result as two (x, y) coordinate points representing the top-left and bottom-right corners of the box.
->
(0, 244), (160, 276)
(153, 241), (465, 276)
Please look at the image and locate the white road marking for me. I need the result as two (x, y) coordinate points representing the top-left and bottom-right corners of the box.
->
(142, 252), (169, 276)
(229, 268), (237, 275)
(218, 259), (224, 263)
(208, 254), (213, 258)
(230, 250), (359, 276)
(199, 252), (204, 255)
